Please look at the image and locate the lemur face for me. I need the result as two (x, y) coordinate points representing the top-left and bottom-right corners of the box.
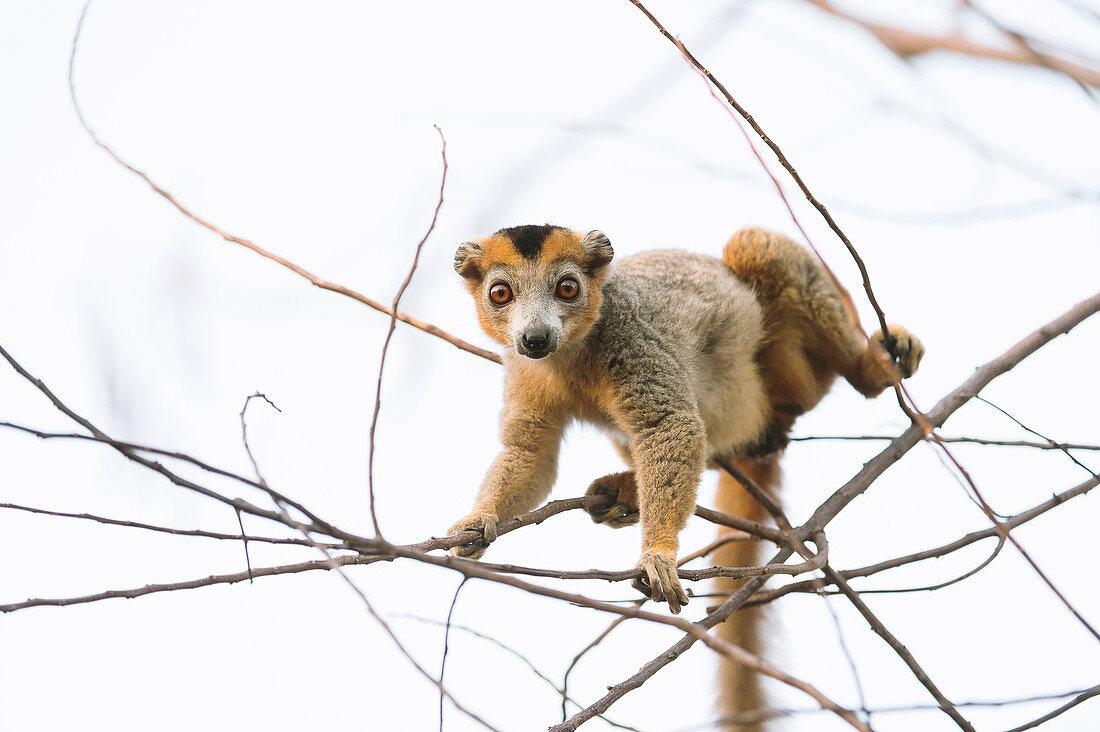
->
(454, 225), (614, 360)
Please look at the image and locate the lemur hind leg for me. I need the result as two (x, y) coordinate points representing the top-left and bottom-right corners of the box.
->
(724, 226), (924, 413)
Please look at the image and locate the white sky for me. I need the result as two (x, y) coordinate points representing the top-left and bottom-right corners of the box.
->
(1, 1), (1099, 730)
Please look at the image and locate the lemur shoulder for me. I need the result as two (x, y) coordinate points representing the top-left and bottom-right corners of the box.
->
(446, 224), (923, 725)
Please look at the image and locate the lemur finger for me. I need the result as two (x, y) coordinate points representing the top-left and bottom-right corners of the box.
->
(605, 506), (640, 528)
(446, 514), (498, 559)
(654, 559), (687, 614)
(452, 540), (488, 559)
(585, 472), (638, 525)
(662, 567), (688, 614)
(633, 564), (662, 603)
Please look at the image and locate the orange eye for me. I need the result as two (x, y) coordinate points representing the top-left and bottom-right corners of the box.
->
(489, 283), (513, 304)
(556, 277), (579, 300)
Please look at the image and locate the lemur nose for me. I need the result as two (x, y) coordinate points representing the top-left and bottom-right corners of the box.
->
(521, 330), (550, 351)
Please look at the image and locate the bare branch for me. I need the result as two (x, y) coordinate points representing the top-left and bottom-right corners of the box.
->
(67, 1), (499, 365)
(802, 0), (1100, 89)
(790, 433), (1100, 452)
(0, 555), (368, 613)
(369, 126), (448, 538)
(0, 501), (340, 548)
(1003, 683), (1100, 731)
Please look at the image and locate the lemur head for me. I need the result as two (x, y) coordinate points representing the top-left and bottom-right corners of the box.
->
(454, 224), (614, 360)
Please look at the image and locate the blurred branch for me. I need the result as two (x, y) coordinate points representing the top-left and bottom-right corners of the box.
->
(68, 2), (499, 366)
(802, 0), (1100, 90)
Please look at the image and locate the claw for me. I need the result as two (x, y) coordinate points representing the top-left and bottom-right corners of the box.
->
(874, 325), (925, 380)
(633, 551), (688, 614)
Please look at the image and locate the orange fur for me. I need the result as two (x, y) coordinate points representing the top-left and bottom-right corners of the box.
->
(713, 459), (777, 732)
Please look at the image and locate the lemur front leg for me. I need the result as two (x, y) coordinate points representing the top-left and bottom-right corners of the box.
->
(618, 399), (706, 614)
(448, 410), (563, 559)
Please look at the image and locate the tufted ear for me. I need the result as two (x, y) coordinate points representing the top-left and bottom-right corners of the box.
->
(454, 241), (484, 280)
(581, 230), (614, 271)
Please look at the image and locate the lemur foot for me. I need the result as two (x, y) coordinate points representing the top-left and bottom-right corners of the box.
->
(446, 512), (498, 559)
(633, 550), (688, 614)
(585, 471), (639, 528)
(873, 325), (925, 379)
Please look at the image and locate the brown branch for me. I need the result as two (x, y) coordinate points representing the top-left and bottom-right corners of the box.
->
(467, 541), (825, 583)
(975, 396), (1100, 478)
(627, 0), (893, 341)
(561, 610), (639, 724)
(294, 539), (501, 732)
(790, 433), (1100, 452)
(0, 343), (350, 541)
(927, 426), (1100, 643)
(1, 554), (368, 613)
(0, 501), (341, 548)
(562, 294), (1100, 728)
(383, 547), (868, 731)
(802, 0), (1100, 89)
(395, 614), (645, 732)
(688, 685), (1100, 730)
(1004, 682), (1100, 732)
(439, 577), (468, 732)
(719, 460), (973, 730)
(67, 2), (499, 366)
(805, 290), (1100, 533)
(0, 422), (310, 497)
(369, 126), (447, 539)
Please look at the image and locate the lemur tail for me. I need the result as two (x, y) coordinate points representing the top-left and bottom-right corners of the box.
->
(713, 456), (780, 732)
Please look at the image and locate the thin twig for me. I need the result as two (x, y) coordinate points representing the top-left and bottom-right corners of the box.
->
(67, 1), (498, 365)
(561, 611), (639, 723)
(368, 126), (448, 538)
(0, 555), (369, 613)
(440, 578), (468, 732)
(395, 614), (645, 732)
(790, 433), (1100, 452)
(0, 502), (342, 548)
(1003, 683), (1100, 732)
(626, 0), (893, 340)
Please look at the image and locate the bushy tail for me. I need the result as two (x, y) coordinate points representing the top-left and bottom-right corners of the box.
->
(713, 456), (780, 732)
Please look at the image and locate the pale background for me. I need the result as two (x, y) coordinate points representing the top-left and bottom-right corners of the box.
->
(1, 1), (1098, 730)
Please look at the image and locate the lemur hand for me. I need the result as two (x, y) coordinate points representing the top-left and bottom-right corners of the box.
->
(873, 325), (925, 379)
(634, 550), (689, 614)
(585, 471), (640, 528)
(447, 512), (498, 559)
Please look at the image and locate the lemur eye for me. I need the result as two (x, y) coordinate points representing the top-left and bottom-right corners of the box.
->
(489, 282), (513, 305)
(556, 277), (580, 300)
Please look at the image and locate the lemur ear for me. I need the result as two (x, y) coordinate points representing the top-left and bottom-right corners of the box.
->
(581, 230), (614, 271)
(454, 241), (484, 280)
